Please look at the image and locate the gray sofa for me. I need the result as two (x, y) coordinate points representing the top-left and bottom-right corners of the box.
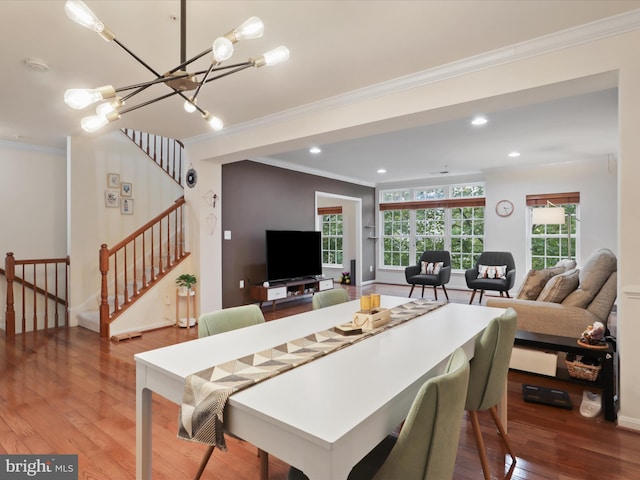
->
(486, 248), (617, 338)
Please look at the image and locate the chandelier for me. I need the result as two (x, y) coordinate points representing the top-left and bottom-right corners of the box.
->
(63, 0), (289, 133)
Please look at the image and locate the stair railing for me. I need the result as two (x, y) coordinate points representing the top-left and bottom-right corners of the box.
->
(121, 128), (184, 187)
(99, 196), (187, 339)
(3, 253), (70, 337)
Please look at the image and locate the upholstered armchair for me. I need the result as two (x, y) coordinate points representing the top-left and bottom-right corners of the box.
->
(312, 288), (350, 309)
(465, 251), (516, 304)
(404, 250), (452, 301)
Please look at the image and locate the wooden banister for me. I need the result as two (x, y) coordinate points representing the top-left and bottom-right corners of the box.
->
(4, 252), (70, 337)
(99, 196), (188, 339)
(121, 128), (184, 187)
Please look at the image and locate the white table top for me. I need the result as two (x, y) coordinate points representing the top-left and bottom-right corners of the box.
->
(135, 296), (505, 479)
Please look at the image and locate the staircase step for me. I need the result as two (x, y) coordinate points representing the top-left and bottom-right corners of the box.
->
(78, 310), (100, 333)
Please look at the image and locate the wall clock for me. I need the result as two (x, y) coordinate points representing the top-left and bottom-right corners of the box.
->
(186, 167), (197, 188)
(496, 199), (514, 217)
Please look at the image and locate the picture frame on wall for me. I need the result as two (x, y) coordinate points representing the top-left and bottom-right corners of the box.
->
(105, 189), (119, 208)
(120, 182), (133, 197)
(107, 173), (120, 188)
(121, 198), (134, 215)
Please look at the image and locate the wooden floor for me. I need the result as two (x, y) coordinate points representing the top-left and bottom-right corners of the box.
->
(1, 283), (638, 480)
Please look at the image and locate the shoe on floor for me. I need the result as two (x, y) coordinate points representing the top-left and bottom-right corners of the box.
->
(580, 390), (602, 418)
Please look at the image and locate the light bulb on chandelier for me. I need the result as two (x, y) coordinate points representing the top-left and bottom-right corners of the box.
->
(63, 0), (289, 133)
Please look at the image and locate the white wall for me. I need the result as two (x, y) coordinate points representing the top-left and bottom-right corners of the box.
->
(0, 141), (66, 258)
(374, 157), (617, 290)
(185, 28), (640, 428)
(0, 141), (66, 332)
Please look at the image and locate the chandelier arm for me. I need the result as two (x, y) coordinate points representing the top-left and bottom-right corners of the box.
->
(168, 47), (213, 75)
(121, 85), (153, 103)
(114, 73), (192, 93)
(203, 64), (253, 84)
(113, 38), (162, 78)
(210, 61), (254, 72)
(190, 64), (215, 103)
(187, 62), (254, 78)
(119, 90), (184, 115)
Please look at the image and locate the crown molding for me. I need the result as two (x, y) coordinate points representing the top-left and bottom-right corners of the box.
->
(185, 9), (640, 148)
(250, 156), (376, 188)
(0, 138), (65, 155)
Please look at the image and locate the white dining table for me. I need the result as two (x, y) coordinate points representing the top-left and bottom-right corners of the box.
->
(135, 296), (506, 480)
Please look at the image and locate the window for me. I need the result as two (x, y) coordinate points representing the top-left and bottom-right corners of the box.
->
(451, 205), (484, 269)
(415, 207), (445, 253)
(527, 192), (580, 269)
(380, 183), (485, 269)
(319, 207), (343, 266)
(382, 209), (410, 266)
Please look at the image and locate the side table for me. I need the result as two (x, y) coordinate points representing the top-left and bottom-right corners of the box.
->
(513, 330), (617, 421)
(176, 288), (197, 329)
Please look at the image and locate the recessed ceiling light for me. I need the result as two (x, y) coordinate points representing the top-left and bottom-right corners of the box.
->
(309, 146), (322, 154)
(471, 116), (488, 126)
(508, 151), (521, 157)
(377, 169), (386, 174)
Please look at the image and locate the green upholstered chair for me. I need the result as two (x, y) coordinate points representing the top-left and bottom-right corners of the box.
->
(288, 347), (470, 480)
(195, 304), (269, 480)
(198, 304), (265, 337)
(465, 308), (518, 480)
(311, 288), (350, 310)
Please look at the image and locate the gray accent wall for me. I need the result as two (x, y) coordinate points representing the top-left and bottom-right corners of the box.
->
(221, 160), (375, 308)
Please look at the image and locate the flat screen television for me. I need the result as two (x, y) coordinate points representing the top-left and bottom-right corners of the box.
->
(265, 230), (322, 282)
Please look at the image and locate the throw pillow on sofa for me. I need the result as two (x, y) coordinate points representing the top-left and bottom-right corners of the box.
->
(537, 268), (580, 303)
(516, 259), (577, 300)
(563, 248), (617, 308)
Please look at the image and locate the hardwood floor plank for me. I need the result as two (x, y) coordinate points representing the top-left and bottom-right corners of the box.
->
(0, 283), (638, 479)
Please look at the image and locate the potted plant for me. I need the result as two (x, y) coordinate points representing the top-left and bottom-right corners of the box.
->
(176, 273), (197, 294)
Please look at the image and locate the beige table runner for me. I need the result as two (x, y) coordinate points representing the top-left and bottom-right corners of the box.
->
(178, 299), (444, 449)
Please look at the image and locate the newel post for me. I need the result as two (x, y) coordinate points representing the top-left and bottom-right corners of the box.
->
(99, 244), (110, 339)
(5, 252), (16, 337)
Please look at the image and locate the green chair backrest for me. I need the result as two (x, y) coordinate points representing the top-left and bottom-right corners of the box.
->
(372, 348), (470, 480)
(312, 289), (350, 310)
(198, 304), (265, 338)
(465, 308), (518, 412)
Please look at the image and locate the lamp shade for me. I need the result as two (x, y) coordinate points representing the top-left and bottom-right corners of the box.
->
(532, 207), (565, 225)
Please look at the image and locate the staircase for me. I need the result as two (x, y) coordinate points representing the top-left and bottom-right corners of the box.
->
(85, 129), (189, 339)
(4, 129), (189, 339)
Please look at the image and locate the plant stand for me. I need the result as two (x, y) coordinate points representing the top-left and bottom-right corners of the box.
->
(176, 288), (197, 329)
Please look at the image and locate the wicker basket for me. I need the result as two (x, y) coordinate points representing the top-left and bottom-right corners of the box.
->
(565, 354), (601, 381)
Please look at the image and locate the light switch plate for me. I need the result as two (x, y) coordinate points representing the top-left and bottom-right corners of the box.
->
(224, 230), (231, 240)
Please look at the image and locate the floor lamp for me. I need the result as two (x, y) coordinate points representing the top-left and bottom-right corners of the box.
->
(531, 205), (572, 259)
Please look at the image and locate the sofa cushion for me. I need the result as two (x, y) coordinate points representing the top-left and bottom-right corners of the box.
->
(537, 268), (580, 303)
(586, 272), (617, 322)
(562, 248), (617, 308)
(516, 259), (577, 301)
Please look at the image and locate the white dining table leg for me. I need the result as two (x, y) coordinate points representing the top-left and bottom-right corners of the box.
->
(137, 368), (153, 480)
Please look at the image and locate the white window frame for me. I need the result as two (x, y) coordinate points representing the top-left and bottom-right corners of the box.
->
(379, 182), (485, 270)
(527, 203), (580, 269)
(321, 213), (344, 267)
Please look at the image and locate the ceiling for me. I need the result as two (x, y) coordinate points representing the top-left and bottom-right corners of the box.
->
(2, 1), (638, 184)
